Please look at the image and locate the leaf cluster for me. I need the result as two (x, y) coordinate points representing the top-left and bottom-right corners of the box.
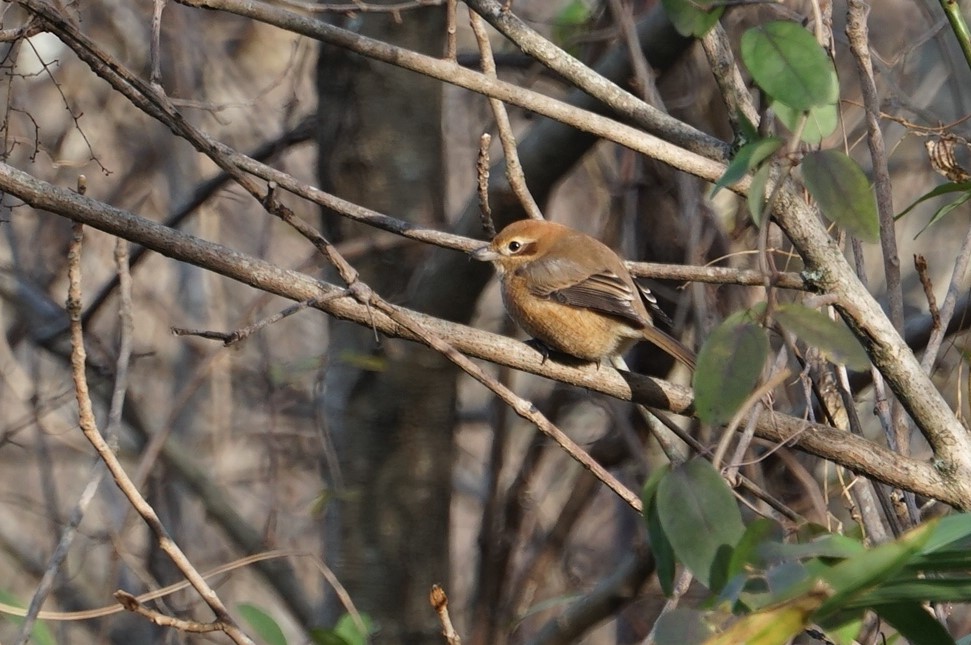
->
(644, 460), (971, 645)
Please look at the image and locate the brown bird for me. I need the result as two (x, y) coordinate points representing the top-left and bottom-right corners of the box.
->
(472, 219), (696, 369)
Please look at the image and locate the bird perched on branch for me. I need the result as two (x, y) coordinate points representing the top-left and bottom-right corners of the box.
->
(472, 219), (696, 369)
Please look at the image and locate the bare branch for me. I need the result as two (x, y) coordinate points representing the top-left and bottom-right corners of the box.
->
(0, 161), (964, 508)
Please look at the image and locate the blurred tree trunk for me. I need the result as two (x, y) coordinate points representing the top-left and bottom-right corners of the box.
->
(316, 7), (451, 643)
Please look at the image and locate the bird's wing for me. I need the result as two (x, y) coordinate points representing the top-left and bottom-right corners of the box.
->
(520, 256), (648, 328)
(635, 281), (673, 329)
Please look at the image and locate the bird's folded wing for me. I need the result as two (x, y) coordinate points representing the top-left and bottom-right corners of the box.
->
(521, 258), (647, 327)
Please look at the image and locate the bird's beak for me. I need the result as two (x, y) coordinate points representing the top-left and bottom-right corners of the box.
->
(472, 244), (499, 262)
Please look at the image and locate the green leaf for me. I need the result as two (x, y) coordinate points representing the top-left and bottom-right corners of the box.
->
(905, 550), (971, 572)
(661, 0), (724, 38)
(641, 463), (670, 507)
(741, 21), (838, 110)
(801, 150), (880, 243)
(760, 533), (866, 563)
(748, 163), (772, 225)
(766, 561), (811, 597)
(916, 190), (971, 237)
(772, 101), (838, 145)
(648, 497), (677, 596)
(654, 607), (713, 645)
(0, 590), (56, 645)
(657, 458), (745, 592)
(774, 304), (870, 370)
(896, 180), (971, 220)
(238, 603), (288, 645)
(712, 137), (783, 198)
(917, 513), (971, 554)
(816, 521), (937, 619)
(552, 0), (592, 50)
(706, 586), (828, 645)
(875, 602), (955, 645)
(816, 608), (866, 645)
(853, 577), (971, 605)
(333, 613), (375, 645)
(693, 310), (769, 425)
(309, 629), (351, 645)
(728, 518), (782, 578)
(643, 464), (674, 594)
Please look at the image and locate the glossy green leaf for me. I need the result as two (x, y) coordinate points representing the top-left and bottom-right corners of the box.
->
(693, 311), (768, 425)
(772, 101), (838, 145)
(712, 137), (782, 198)
(657, 458), (745, 592)
(648, 497), (677, 596)
(741, 21), (838, 110)
(875, 602), (956, 645)
(748, 163), (772, 225)
(661, 0), (724, 38)
(801, 149), (880, 243)
(774, 303), (870, 370)
(238, 603), (288, 645)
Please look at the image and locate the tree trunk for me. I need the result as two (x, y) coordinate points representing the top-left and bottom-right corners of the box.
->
(316, 7), (452, 643)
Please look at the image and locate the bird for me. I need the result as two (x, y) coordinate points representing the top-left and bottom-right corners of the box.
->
(472, 219), (696, 370)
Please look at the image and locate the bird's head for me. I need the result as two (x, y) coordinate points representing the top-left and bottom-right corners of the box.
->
(471, 220), (565, 273)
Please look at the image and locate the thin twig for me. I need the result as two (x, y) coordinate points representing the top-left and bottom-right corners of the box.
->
(915, 254), (941, 332)
(847, 0), (910, 464)
(468, 10), (543, 220)
(445, 0), (457, 60)
(430, 585), (462, 645)
(13, 232), (137, 644)
(477, 132), (496, 237)
(919, 224), (971, 373)
(64, 224), (253, 645)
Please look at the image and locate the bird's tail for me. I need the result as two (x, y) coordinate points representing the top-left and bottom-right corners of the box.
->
(641, 326), (696, 370)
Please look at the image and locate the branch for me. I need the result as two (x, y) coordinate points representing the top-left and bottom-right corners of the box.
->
(465, 0), (728, 160)
(0, 162), (964, 508)
(162, 0), (729, 181)
(64, 223), (253, 644)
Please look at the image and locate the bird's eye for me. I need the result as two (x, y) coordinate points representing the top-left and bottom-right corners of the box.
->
(507, 241), (522, 253)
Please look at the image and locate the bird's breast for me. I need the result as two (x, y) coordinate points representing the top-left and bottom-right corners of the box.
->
(499, 276), (641, 361)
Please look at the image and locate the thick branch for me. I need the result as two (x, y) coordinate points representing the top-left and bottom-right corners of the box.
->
(772, 187), (971, 494)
